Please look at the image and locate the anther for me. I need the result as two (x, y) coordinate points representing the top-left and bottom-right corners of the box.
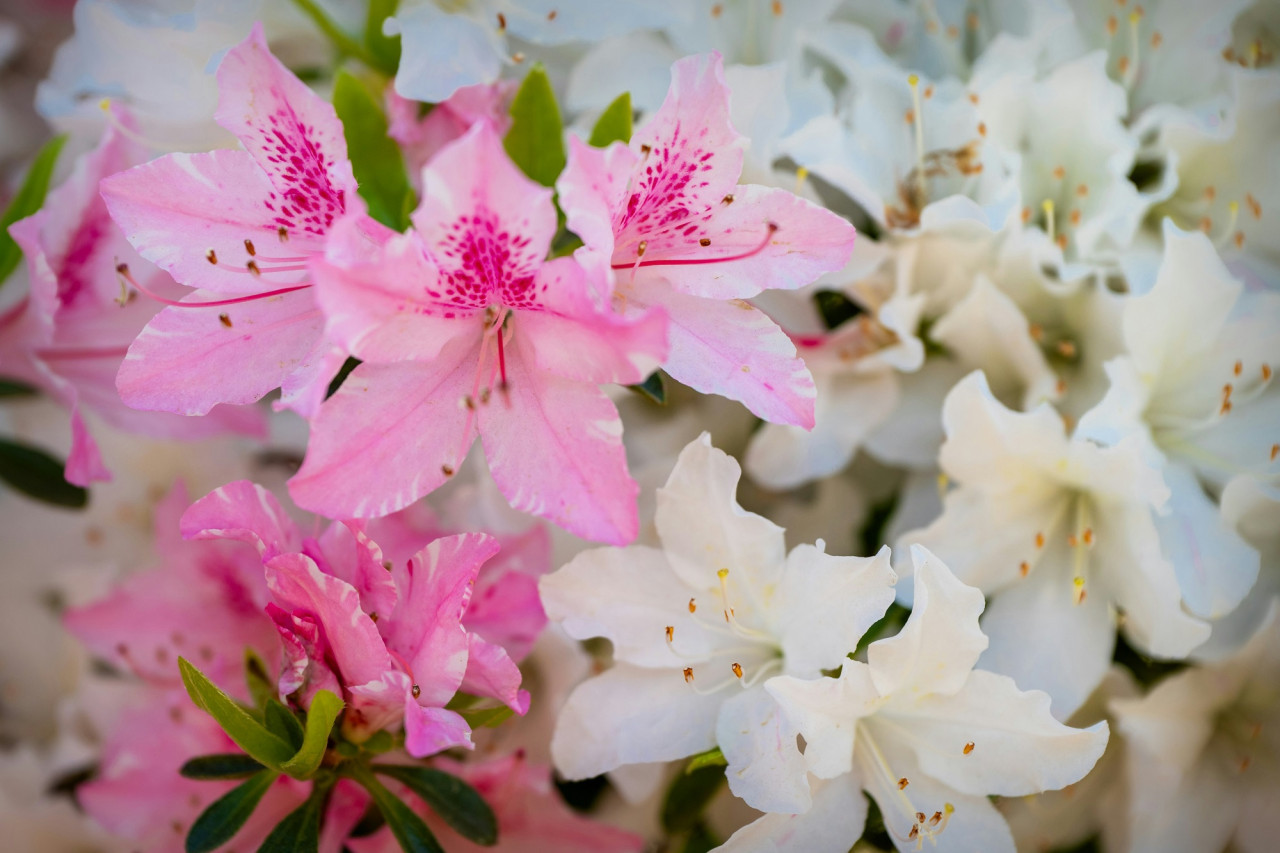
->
(382, 560), (393, 572)
(898, 777), (909, 789)
(1271, 444), (1279, 462)
(636, 240), (647, 257)
(1042, 199), (1056, 244)
(411, 684), (421, 698)
(732, 662), (743, 679)
(688, 598), (697, 613)
(665, 625), (674, 643)
(1035, 532), (1045, 549)
(206, 249), (218, 265)
(1246, 193), (1262, 219)
(1052, 165), (1066, 180)
(964, 741), (975, 755)
(907, 74), (927, 203)
(1019, 561), (1030, 577)
(711, 3), (723, 16)
(1235, 360), (1244, 376)
(683, 667), (694, 683)
(277, 226), (289, 242)
(722, 193), (735, 205)
(977, 121), (986, 136)
(1264, 364), (1273, 381)
(246, 260), (261, 277)
(244, 239), (256, 256)
(1057, 339), (1078, 358)
(547, 9), (557, 20)
(219, 313), (232, 328)
(640, 144), (652, 156)
(771, 0), (782, 14)
(496, 11), (506, 29)
(441, 464), (455, 477)
(1083, 528), (1094, 546)
(511, 52), (525, 63)
(699, 238), (711, 247)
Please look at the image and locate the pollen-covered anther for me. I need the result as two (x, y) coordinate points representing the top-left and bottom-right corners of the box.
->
(219, 313), (232, 328)
(1057, 339), (1078, 358)
(963, 741), (975, 755)
(1082, 527), (1094, 546)
(636, 240), (647, 258)
(1035, 531), (1046, 549)
(1072, 576), (1087, 605)
(411, 684), (421, 698)
(732, 662), (744, 679)
(699, 238), (711, 247)
(665, 625), (674, 644)
(1235, 360), (1244, 377)
(688, 597), (697, 613)
(277, 226), (289, 242)
(771, 0), (782, 15)
(246, 259), (261, 277)
(1019, 561), (1030, 577)
(898, 777), (910, 789)
(244, 238), (256, 256)
(441, 464), (455, 477)
(206, 249), (218, 265)
(721, 193), (735, 205)
(1271, 443), (1279, 462)
(496, 11), (506, 29)
(683, 667), (694, 683)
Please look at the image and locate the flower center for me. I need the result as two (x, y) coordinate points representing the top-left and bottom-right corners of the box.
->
(856, 725), (956, 850)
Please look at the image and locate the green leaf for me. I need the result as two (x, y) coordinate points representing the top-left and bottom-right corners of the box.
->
(627, 371), (666, 405)
(186, 771), (278, 853)
(812, 289), (864, 331)
(265, 700), (305, 751)
(256, 784), (326, 853)
(244, 649), (276, 712)
(326, 356), (362, 399)
(503, 65), (565, 187)
(374, 765), (497, 846)
(350, 765), (444, 853)
(0, 378), (39, 398)
(588, 92), (632, 147)
(679, 822), (719, 853)
(180, 753), (267, 781)
(0, 135), (66, 286)
(179, 658), (295, 769)
(279, 690), (343, 779)
(661, 763), (725, 834)
(364, 0), (401, 75)
(683, 747), (726, 774)
(459, 705), (513, 729)
(289, 0), (381, 70)
(333, 70), (414, 231)
(0, 437), (87, 508)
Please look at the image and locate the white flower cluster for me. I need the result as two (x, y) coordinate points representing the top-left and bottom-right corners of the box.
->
(0, 1), (1276, 852)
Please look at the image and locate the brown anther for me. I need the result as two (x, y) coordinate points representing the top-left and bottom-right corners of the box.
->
(732, 662), (744, 678)
(1223, 47), (1236, 61)
(924, 85), (934, 99)
(441, 464), (455, 477)
(246, 259), (261, 277)
(636, 240), (648, 257)
(1151, 31), (1163, 48)
(1083, 528), (1094, 546)
(547, 9), (557, 21)
(511, 51), (525, 63)
(1235, 231), (1245, 249)
(916, 812), (927, 824)
(898, 777), (910, 789)
(1235, 359), (1244, 376)
(412, 684), (421, 698)
(1199, 217), (1211, 233)
(688, 598), (697, 613)
(496, 12), (506, 29)
(1118, 56), (1131, 75)
(665, 625), (674, 643)
(772, 0), (783, 14)
(1271, 443), (1279, 462)
(1204, 185), (1217, 201)
(219, 313), (232, 328)
(946, 24), (959, 38)
(1246, 193), (1263, 219)
(722, 193), (735, 205)
(967, 11), (979, 29)
(1020, 561), (1030, 577)
(382, 559), (393, 571)
(206, 249), (218, 265)
(968, 92), (979, 105)
(1221, 399), (1233, 415)
(1263, 364), (1273, 381)
(369, 612), (379, 623)
(640, 144), (652, 155)
(683, 667), (694, 683)
(699, 237), (711, 246)
(908, 826), (920, 841)
(1240, 756), (1251, 772)
(1021, 206), (1032, 224)
(905, 108), (916, 125)
(1055, 233), (1068, 250)
(1068, 533), (1079, 548)
(1052, 165), (1066, 180)
(244, 238), (256, 256)
(977, 121), (987, 136)
(1069, 209), (1082, 226)
(1057, 339), (1077, 358)
(1056, 377), (1069, 395)
(711, 3), (723, 17)
(1107, 15), (1118, 35)
(1224, 382), (1234, 400)
(277, 226), (289, 241)
(929, 811), (944, 826)
(1035, 532), (1046, 549)
(964, 741), (975, 755)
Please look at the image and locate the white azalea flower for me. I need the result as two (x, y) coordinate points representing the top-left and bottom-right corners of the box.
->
(899, 371), (1210, 719)
(1111, 601), (1280, 853)
(729, 546), (1108, 853)
(541, 434), (897, 814)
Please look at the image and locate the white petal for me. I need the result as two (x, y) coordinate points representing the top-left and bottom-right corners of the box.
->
(867, 546), (988, 698)
(766, 664), (881, 781)
(774, 544), (897, 677)
(390, 6), (504, 103)
(716, 773), (866, 853)
(550, 663), (720, 780)
(716, 686), (811, 815)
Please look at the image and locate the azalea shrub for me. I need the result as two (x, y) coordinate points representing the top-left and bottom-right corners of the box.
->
(0, 2), (1276, 853)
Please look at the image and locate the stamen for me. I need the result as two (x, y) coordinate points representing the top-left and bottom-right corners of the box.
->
(246, 260), (261, 277)
(908, 74), (927, 204)
(688, 598), (697, 613)
(206, 249), (218, 265)
(611, 224), (777, 270)
(115, 262), (311, 309)
(411, 684), (421, 698)
(665, 625), (674, 644)
(244, 239), (256, 256)
(219, 313), (232, 328)
(1215, 202), (1241, 249)
(277, 226), (289, 242)
(683, 667), (694, 683)
(899, 777), (910, 789)
(1042, 199), (1056, 244)
(963, 741), (975, 755)
(1122, 9), (1143, 88)
(731, 662), (743, 679)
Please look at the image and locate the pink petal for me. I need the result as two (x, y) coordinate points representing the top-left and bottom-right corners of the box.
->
(311, 218), (477, 363)
(387, 80), (515, 179)
(464, 525), (550, 663)
(313, 520), (400, 620)
(289, 335), (482, 519)
(276, 341), (348, 419)
(384, 533), (501, 706)
(214, 23), (357, 236)
(460, 634), (530, 714)
(556, 137), (636, 260)
(116, 288), (327, 415)
(403, 700), (474, 757)
(65, 404), (110, 486)
(265, 553), (392, 689)
(269, 603), (342, 703)
(644, 282), (816, 427)
(181, 479), (301, 558)
(478, 340), (639, 544)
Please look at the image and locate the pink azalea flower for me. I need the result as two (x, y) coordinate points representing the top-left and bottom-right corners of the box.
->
(182, 480), (531, 755)
(100, 23), (373, 419)
(348, 752), (644, 853)
(289, 121), (668, 545)
(557, 52), (858, 428)
(0, 110), (263, 486)
(385, 80), (516, 184)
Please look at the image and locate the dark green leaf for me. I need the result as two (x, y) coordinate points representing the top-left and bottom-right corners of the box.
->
(279, 690), (343, 779)
(627, 371), (666, 405)
(179, 658), (295, 769)
(458, 705), (513, 729)
(854, 602), (910, 659)
(256, 784), (325, 853)
(0, 437), (87, 508)
(364, 0), (401, 75)
(858, 493), (899, 557)
(679, 822), (719, 853)
(554, 774), (607, 812)
(265, 700), (305, 751)
(333, 71), (414, 230)
(0, 135), (66, 286)
(289, 0), (381, 70)
(375, 765), (497, 846)
(0, 378), (39, 398)
(588, 92), (632, 147)
(326, 357), (362, 399)
(245, 649), (276, 713)
(813, 289), (864, 330)
(180, 753), (267, 781)
(503, 65), (565, 187)
(350, 765), (444, 853)
(683, 747), (726, 774)
(348, 803), (386, 838)
(186, 771), (278, 853)
(661, 763), (725, 834)
(1114, 631), (1187, 687)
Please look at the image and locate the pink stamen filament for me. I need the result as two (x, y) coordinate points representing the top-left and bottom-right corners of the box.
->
(387, 648), (416, 683)
(219, 263), (311, 275)
(117, 263), (311, 308)
(612, 223), (778, 270)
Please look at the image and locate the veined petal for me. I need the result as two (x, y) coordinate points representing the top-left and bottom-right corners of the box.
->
(289, 337), (480, 518)
(460, 634), (530, 715)
(181, 479), (301, 558)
